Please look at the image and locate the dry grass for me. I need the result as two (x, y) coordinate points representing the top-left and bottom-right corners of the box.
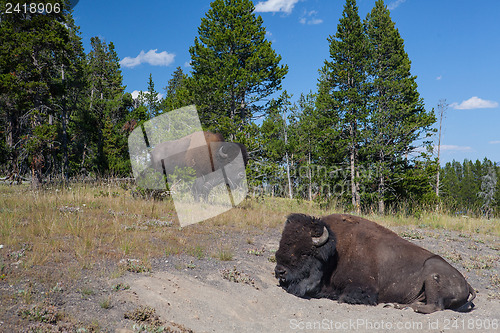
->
(366, 210), (500, 236)
(0, 183), (309, 283)
(1, 181), (499, 330)
(1, 182), (499, 283)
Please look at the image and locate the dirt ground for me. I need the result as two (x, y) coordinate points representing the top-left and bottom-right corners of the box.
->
(1, 224), (499, 332)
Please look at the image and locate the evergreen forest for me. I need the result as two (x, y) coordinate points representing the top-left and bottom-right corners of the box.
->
(1, 0), (499, 217)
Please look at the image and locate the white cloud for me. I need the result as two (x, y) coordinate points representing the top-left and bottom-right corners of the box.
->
(388, 0), (406, 10)
(489, 140), (500, 145)
(436, 75), (442, 80)
(265, 30), (277, 43)
(254, 0), (299, 14)
(450, 96), (499, 110)
(299, 9), (323, 25)
(308, 18), (323, 25)
(438, 145), (472, 152)
(184, 61), (192, 68)
(131, 90), (164, 100)
(120, 49), (175, 68)
(410, 144), (472, 158)
(131, 90), (141, 99)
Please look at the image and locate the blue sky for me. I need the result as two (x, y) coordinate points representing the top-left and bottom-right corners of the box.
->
(73, 0), (500, 165)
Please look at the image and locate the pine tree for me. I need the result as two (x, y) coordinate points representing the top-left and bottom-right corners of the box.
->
(495, 164), (500, 216)
(260, 92), (293, 198)
(289, 92), (327, 201)
(440, 160), (462, 210)
(59, 13), (87, 180)
(478, 162), (497, 219)
(162, 67), (192, 112)
(365, 0), (436, 214)
(82, 36), (129, 174)
(0, 0), (80, 186)
(317, 0), (368, 212)
(460, 160), (480, 211)
(188, 0), (288, 138)
(435, 99), (448, 197)
(145, 73), (160, 117)
(165, 67), (186, 99)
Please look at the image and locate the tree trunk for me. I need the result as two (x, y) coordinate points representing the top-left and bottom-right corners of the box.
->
(6, 109), (19, 176)
(350, 147), (359, 211)
(240, 91), (246, 127)
(308, 149), (312, 201)
(285, 151), (293, 199)
(283, 111), (293, 199)
(61, 65), (69, 181)
(378, 149), (386, 215)
(355, 168), (361, 212)
(350, 122), (360, 213)
(436, 100), (447, 197)
(31, 158), (43, 189)
(89, 87), (94, 111)
(62, 108), (68, 180)
(378, 164), (385, 215)
(436, 116), (442, 197)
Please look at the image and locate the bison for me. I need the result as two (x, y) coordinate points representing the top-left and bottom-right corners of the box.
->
(274, 213), (476, 314)
(147, 131), (248, 201)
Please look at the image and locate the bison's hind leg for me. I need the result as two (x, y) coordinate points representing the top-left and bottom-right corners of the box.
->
(407, 272), (446, 314)
(411, 256), (471, 314)
(339, 285), (378, 306)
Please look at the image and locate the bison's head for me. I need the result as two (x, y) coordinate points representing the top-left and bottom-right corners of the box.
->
(274, 214), (336, 298)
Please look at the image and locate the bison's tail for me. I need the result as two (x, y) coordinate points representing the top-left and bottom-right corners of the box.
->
(456, 283), (476, 312)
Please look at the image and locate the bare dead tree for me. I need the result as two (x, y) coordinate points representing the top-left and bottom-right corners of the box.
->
(436, 99), (448, 197)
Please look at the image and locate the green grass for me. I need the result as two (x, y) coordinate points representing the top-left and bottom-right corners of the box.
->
(80, 287), (94, 296)
(216, 246), (234, 261)
(99, 296), (112, 309)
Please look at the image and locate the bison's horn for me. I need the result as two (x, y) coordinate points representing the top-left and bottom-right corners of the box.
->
(311, 226), (329, 246)
(218, 146), (228, 159)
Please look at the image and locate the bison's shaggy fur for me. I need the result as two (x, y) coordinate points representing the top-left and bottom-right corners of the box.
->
(275, 213), (476, 313)
(275, 214), (337, 298)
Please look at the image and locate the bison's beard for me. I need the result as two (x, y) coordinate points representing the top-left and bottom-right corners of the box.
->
(279, 257), (324, 298)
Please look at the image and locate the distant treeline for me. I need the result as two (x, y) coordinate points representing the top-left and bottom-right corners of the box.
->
(440, 159), (499, 218)
(0, 0), (498, 217)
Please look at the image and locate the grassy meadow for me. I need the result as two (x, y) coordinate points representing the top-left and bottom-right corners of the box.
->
(1, 181), (499, 331)
(1, 181), (499, 282)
